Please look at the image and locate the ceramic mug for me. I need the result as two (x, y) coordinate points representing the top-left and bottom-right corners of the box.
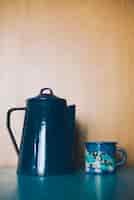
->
(84, 142), (127, 174)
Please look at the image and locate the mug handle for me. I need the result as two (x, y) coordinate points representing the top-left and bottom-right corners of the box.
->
(6, 107), (26, 156)
(116, 147), (127, 167)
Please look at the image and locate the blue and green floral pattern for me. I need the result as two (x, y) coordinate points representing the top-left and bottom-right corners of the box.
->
(85, 150), (115, 173)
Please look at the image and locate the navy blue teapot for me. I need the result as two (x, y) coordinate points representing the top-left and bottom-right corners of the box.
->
(7, 88), (75, 176)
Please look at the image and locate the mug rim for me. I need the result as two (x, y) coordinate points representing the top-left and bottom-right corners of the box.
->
(84, 141), (117, 144)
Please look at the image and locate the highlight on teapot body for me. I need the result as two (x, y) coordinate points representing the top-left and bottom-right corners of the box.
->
(85, 150), (115, 173)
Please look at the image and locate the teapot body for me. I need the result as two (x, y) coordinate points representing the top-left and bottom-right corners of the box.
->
(7, 88), (75, 176)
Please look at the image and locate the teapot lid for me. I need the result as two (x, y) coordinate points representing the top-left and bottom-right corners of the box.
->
(27, 88), (66, 104)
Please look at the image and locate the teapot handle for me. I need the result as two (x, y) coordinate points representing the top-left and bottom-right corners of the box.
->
(6, 107), (26, 156)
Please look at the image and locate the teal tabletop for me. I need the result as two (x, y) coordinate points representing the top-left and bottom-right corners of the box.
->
(0, 168), (134, 200)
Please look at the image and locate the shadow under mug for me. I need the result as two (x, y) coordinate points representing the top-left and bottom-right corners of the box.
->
(84, 142), (127, 174)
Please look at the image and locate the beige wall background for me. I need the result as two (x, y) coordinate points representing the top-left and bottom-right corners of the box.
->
(0, 0), (134, 166)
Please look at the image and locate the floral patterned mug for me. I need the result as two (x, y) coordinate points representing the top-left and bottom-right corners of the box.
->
(84, 142), (127, 174)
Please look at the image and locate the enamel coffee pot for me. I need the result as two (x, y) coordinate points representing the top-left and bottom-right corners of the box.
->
(7, 88), (75, 176)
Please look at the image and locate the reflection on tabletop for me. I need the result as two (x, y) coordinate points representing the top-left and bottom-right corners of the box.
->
(0, 168), (134, 200)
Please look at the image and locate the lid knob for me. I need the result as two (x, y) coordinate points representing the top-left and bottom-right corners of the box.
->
(40, 88), (54, 96)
